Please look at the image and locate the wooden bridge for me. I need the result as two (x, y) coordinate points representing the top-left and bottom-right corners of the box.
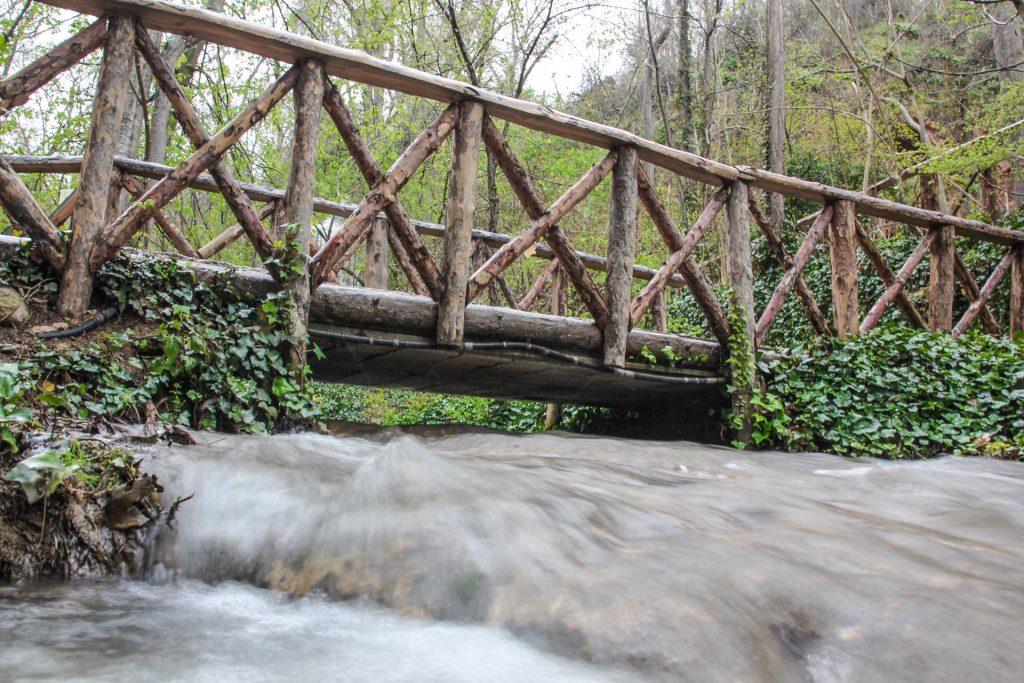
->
(1, 0), (1023, 427)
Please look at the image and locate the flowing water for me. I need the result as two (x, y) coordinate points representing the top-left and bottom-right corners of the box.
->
(2, 429), (1023, 682)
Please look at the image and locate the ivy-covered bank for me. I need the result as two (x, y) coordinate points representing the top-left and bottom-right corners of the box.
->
(1, 239), (1022, 493)
(1, 247), (320, 579)
(749, 329), (1024, 459)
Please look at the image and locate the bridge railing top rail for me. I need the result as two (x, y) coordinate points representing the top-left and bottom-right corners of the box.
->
(28, 0), (1024, 248)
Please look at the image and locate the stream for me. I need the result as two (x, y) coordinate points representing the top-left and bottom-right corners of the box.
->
(2, 429), (1023, 681)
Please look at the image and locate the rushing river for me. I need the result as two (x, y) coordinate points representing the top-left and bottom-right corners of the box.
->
(2, 429), (1023, 682)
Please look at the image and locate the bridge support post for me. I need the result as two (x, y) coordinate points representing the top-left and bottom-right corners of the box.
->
(364, 215), (389, 290)
(281, 59), (324, 371)
(725, 180), (756, 446)
(928, 224), (956, 331)
(56, 14), (134, 316)
(1012, 246), (1024, 338)
(828, 199), (859, 339)
(545, 265), (569, 429)
(437, 100), (484, 347)
(603, 146), (638, 368)
(651, 290), (668, 332)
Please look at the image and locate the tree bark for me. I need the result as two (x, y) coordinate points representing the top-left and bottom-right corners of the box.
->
(0, 157), (66, 269)
(756, 204), (833, 344)
(928, 224), (955, 331)
(765, 0), (786, 232)
(828, 200), (859, 338)
(545, 264), (568, 429)
(467, 150), (617, 303)
(1011, 246), (1024, 337)
(0, 18), (106, 116)
(364, 215), (389, 290)
(436, 101), (484, 348)
(676, 0), (695, 150)
(57, 14), (134, 316)
(862, 230), (937, 334)
(281, 59), (324, 372)
(92, 65), (299, 271)
(725, 180), (756, 446)
(603, 147), (638, 368)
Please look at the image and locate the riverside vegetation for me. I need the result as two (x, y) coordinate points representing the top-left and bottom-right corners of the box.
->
(3, 221), (1024, 469)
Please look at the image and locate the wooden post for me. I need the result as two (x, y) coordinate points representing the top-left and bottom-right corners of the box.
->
(828, 200), (859, 339)
(436, 100), (484, 348)
(280, 59), (324, 371)
(725, 180), (757, 446)
(56, 14), (134, 316)
(1012, 246), (1024, 338)
(364, 214), (389, 290)
(603, 146), (638, 368)
(928, 224), (955, 331)
(651, 290), (668, 332)
(0, 18), (107, 115)
(545, 266), (568, 429)
(0, 157), (66, 270)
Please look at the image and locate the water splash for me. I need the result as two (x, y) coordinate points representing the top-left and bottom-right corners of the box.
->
(5, 430), (1024, 681)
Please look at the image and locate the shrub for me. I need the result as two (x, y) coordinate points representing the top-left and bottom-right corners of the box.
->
(758, 326), (1024, 458)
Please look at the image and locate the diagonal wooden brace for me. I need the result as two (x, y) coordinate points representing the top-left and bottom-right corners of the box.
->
(854, 221), (926, 329)
(321, 80), (443, 298)
(952, 248), (1015, 338)
(134, 26), (279, 266)
(50, 190), (77, 228)
(636, 168), (731, 348)
(197, 201), (277, 259)
(466, 150), (617, 304)
(0, 18), (107, 116)
(755, 204), (833, 344)
(748, 195), (831, 337)
(861, 228), (938, 333)
(0, 156), (66, 269)
(90, 64), (299, 271)
(310, 103), (458, 287)
(481, 115), (608, 327)
(631, 185), (727, 327)
(953, 249), (1001, 335)
(518, 260), (559, 311)
(120, 174), (198, 257)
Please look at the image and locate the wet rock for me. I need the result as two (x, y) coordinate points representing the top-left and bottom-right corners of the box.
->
(29, 322), (68, 335)
(0, 287), (29, 326)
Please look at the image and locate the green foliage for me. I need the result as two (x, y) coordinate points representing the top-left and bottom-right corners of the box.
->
(0, 363), (31, 453)
(313, 383), (546, 432)
(722, 289), (759, 449)
(757, 327), (1024, 459)
(3, 450), (78, 504)
(3, 439), (138, 503)
(2, 249), (318, 433)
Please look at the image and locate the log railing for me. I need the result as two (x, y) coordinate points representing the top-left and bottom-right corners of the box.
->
(2, 0), (1024, 438)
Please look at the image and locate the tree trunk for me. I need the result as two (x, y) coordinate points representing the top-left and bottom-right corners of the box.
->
(765, 0), (785, 232)
(724, 180), (755, 446)
(281, 59), (324, 372)
(436, 101), (484, 348)
(57, 14), (134, 316)
(676, 0), (694, 151)
(991, 8), (1023, 211)
(603, 147), (639, 368)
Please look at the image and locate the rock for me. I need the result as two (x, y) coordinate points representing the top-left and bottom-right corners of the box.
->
(0, 288), (29, 327)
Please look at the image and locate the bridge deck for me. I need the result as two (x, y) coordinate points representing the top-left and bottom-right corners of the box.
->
(309, 323), (725, 407)
(185, 256), (727, 408)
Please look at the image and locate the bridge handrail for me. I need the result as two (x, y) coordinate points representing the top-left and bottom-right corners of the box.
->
(28, 0), (1022, 246)
(1, 153), (690, 290)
